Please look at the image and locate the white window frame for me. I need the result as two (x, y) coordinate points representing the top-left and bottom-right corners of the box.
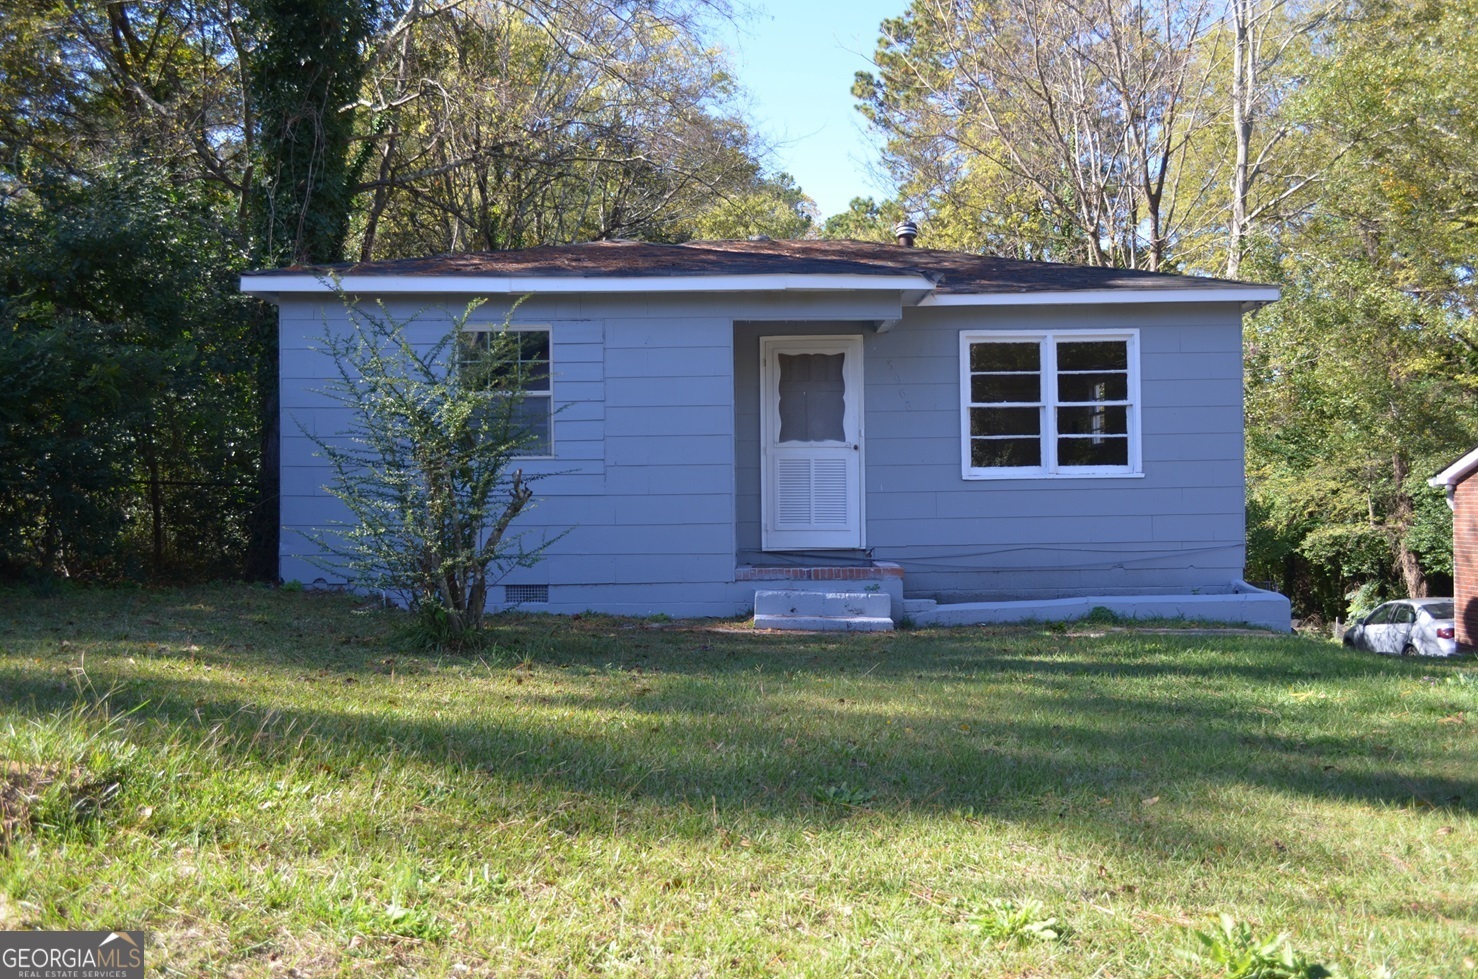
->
(462, 323), (555, 459)
(959, 328), (1142, 480)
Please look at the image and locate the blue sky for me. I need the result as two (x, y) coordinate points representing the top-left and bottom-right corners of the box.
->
(716, 0), (907, 218)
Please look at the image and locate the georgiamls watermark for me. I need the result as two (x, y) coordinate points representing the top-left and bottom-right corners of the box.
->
(0, 931), (144, 979)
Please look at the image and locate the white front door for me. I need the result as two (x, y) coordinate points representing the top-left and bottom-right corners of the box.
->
(760, 335), (864, 550)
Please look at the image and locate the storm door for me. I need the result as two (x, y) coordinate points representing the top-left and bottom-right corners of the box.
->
(760, 336), (864, 550)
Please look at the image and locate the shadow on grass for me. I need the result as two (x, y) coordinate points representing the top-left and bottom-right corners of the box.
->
(1, 591), (1473, 861)
(0, 669), (1470, 835)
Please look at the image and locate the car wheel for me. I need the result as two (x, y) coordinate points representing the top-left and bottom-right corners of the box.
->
(1401, 643), (1417, 657)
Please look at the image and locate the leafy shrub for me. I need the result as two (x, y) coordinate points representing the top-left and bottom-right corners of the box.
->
(306, 299), (557, 646)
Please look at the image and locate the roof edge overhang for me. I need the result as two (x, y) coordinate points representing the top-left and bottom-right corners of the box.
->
(239, 272), (1278, 311)
(1429, 445), (1478, 489)
(918, 286), (1280, 311)
(239, 272), (937, 299)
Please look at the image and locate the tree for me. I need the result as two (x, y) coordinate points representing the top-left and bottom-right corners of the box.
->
(854, 0), (1225, 269)
(1242, 0), (1478, 615)
(247, 0), (377, 265)
(347, 0), (768, 258)
(1222, 0), (1340, 277)
(689, 172), (816, 241)
(819, 197), (907, 242)
(0, 167), (265, 580)
(307, 299), (554, 641)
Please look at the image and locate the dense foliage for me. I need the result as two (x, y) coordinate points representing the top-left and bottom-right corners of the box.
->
(0, 170), (265, 580)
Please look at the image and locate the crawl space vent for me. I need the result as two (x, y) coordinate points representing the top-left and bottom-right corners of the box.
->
(505, 584), (549, 604)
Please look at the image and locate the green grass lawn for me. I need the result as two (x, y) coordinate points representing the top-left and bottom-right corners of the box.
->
(0, 585), (1473, 977)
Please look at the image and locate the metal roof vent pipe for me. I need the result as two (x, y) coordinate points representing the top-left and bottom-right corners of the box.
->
(893, 221), (919, 247)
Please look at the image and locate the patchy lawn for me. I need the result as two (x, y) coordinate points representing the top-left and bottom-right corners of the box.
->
(0, 585), (1473, 977)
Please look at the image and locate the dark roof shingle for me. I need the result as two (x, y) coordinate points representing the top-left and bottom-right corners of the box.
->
(245, 238), (1265, 295)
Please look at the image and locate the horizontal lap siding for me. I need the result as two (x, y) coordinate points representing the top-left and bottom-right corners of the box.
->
(588, 315), (735, 598)
(860, 303), (1248, 600)
(279, 299), (611, 588)
(279, 293), (750, 614)
(279, 291), (1252, 612)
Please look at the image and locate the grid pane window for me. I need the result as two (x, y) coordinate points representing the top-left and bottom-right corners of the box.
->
(965, 341), (1043, 471)
(459, 328), (553, 455)
(963, 332), (1137, 476)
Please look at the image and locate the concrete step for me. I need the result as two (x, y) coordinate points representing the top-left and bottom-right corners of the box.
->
(753, 589), (894, 632)
(900, 598), (938, 614)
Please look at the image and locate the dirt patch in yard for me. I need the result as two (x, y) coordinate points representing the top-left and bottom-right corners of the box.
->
(0, 760), (65, 848)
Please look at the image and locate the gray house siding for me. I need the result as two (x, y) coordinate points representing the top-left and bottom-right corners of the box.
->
(733, 302), (1247, 602)
(276, 290), (1249, 615)
(278, 292), (898, 616)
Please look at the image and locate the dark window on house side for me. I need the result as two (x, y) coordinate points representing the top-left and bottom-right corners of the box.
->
(458, 327), (552, 456)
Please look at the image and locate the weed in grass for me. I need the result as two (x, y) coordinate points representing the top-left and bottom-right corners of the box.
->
(969, 898), (1069, 944)
(2, 702), (152, 844)
(813, 784), (876, 807)
(1081, 605), (1123, 625)
(339, 891), (450, 942)
(1186, 914), (1334, 978)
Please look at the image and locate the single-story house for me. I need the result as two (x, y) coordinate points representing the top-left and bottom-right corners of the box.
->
(241, 234), (1292, 631)
(1429, 447), (1478, 649)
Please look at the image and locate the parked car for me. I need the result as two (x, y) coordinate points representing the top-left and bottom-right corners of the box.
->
(1342, 599), (1459, 657)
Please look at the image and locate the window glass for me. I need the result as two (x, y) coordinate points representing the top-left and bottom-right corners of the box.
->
(971, 342), (1039, 373)
(970, 407), (1041, 437)
(971, 438), (1041, 468)
(1058, 340), (1128, 372)
(1425, 601), (1455, 619)
(972, 374), (1040, 403)
(459, 327), (553, 455)
(1365, 605), (1394, 625)
(964, 332), (1136, 476)
(1391, 604), (1416, 625)
(1057, 436), (1129, 467)
(777, 353), (847, 443)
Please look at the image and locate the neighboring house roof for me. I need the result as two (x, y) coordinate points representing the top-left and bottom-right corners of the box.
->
(1429, 446), (1478, 489)
(241, 238), (1279, 308)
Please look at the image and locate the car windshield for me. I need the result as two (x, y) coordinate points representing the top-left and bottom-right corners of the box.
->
(1423, 601), (1455, 619)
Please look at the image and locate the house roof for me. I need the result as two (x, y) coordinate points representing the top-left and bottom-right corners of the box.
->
(1429, 446), (1478, 489)
(240, 238), (1279, 308)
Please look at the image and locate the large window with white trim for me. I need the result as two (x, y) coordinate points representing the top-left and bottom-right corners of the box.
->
(960, 330), (1140, 478)
(458, 326), (553, 456)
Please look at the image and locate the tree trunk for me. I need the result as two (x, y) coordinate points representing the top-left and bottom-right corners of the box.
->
(1228, 0), (1253, 279)
(1389, 452), (1428, 598)
(148, 445), (165, 575)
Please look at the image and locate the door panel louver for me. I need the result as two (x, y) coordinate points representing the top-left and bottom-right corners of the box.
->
(776, 459), (812, 525)
(774, 458), (850, 528)
(812, 460), (849, 525)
